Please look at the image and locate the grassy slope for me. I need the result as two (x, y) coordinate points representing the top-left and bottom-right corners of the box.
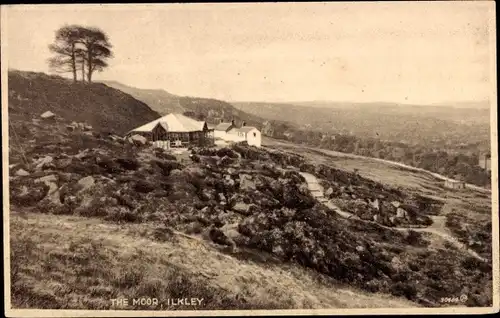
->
(10, 211), (417, 310)
(9, 71), (160, 135)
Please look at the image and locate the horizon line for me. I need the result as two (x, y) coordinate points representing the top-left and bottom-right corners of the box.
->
(8, 68), (491, 108)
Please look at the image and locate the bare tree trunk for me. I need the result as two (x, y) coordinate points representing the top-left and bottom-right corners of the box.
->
(71, 43), (77, 82)
(87, 47), (93, 83)
(81, 58), (85, 82)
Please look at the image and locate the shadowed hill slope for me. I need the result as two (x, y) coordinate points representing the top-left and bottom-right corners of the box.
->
(101, 80), (185, 115)
(8, 70), (160, 135)
(100, 80), (296, 131)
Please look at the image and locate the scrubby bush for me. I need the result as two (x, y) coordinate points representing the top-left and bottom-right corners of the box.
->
(133, 180), (155, 193)
(391, 281), (418, 300)
(405, 230), (429, 247)
(155, 152), (177, 161)
(115, 157), (140, 170)
(216, 147), (238, 159)
(192, 147), (218, 156)
(97, 156), (123, 174)
(218, 156), (236, 166)
(419, 215), (434, 226)
(151, 160), (184, 176)
(104, 206), (142, 223)
(10, 179), (49, 207)
(190, 154), (201, 163)
(232, 143), (268, 160)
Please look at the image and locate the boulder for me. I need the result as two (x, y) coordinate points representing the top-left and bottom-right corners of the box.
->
(109, 134), (123, 141)
(35, 178), (61, 206)
(209, 227), (235, 247)
(396, 207), (407, 218)
(239, 174), (256, 190)
(129, 134), (147, 146)
(368, 198), (380, 210)
(201, 189), (216, 201)
(391, 256), (405, 272)
(233, 202), (251, 215)
(77, 176), (95, 192)
(19, 185), (29, 196)
(201, 206), (210, 213)
(15, 169), (30, 177)
(34, 156), (54, 170)
(221, 223), (243, 243)
(35, 174), (58, 184)
(325, 187), (334, 197)
(64, 195), (78, 205)
(391, 201), (401, 208)
(74, 149), (91, 160)
(224, 178), (236, 187)
(74, 195), (94, 214)
(40, 111), (56, 119)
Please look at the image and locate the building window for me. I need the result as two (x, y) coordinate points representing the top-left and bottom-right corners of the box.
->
(253, 132), (256, 137)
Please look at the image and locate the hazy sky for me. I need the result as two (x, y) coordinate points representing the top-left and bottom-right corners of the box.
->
(3, 2), (496, 104)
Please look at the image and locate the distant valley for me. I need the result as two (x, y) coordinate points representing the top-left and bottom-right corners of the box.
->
(231, 101), (490, 147)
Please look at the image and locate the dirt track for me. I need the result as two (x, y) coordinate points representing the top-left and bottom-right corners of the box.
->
(266, 137), (490, 194)
(299, 172), (486, 262)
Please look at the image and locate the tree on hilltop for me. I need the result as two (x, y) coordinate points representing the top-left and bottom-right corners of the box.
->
(48, 25), (113, 83)
(78, 27), (113, 83)
(47, 25), (84, 82)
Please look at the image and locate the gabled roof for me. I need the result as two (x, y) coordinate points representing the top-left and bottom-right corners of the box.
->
(130, 113), (205, 133)
(238, 126), (259, 133)
(228, 126), (259, 134)
(214, 122), (233, 131)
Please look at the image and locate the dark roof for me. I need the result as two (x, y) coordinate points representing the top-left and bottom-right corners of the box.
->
(215, 122), (233, 131)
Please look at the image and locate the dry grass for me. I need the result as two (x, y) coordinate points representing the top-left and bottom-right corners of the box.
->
(9, 211), (419, 310)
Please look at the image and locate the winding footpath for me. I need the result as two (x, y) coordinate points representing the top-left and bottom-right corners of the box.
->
(266, 140), (490, 194)
(299, 172), (486, 262)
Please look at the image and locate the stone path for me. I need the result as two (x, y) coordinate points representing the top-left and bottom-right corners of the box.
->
(299, 172), (486, 262)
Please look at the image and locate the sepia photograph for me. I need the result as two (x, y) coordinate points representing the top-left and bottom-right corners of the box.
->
(1, 2), (498, 316)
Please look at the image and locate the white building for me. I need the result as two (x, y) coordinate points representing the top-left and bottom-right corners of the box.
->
(214, 120), (262, 148)
(214, 120), (235, 140)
